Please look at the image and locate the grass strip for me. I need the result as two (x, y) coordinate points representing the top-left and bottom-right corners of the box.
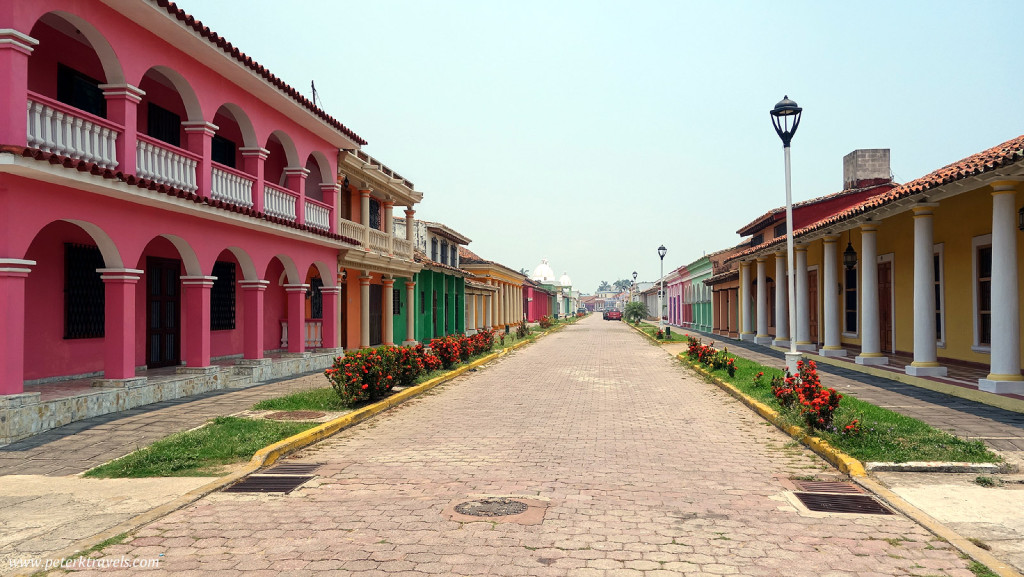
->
(83, 417), (317, 478)
(682, 353), (1000, 464)
(252, 386), (350, 411)
(633, 322), (689, 342)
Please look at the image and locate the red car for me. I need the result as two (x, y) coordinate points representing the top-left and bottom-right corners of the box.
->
(605, 310), (622, 321)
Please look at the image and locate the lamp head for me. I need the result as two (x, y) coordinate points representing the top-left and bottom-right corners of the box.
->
(658, 245), (667, 260)
(770, 95), (802, 148)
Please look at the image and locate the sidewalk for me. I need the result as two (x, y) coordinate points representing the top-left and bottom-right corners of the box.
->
(652, 322), (1024, 573)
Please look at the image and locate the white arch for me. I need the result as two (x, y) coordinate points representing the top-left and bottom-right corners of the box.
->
(38, 12), (125, 85)
(271, 254), (300, 285)
(159, 234), (202, 276)
(222, 247), (258, 281)
(61, 219), (123, 268)
(266, 130), (299, 168)
(311, 260), (336, 288)
(142, 66), (203, 121)
(214, 103), (258, 148)
(305, 151), (333, 184)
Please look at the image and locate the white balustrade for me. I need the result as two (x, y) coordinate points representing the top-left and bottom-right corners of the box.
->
(135, 137), (198, 192)
(26, 97), (119, 169)
(368, 228), (389, 254)
(264, 184), (297, 222)
(339, 219), (364, 243)
(304, 200), (330, 231)
(394, 237), (413, 256)
(305, 320), (323, 348)
(211, 165), (254, 207)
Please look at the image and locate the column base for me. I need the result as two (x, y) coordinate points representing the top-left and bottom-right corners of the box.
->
(175, 366), (220, 376)
(402, 340), (418, 346)
(771, 338), (791, 347)
(92, 376), (148, 388)
(235, 358), (273, 367)
(905, 364), (947, 377)
(754, 335), (772, 345)
(795, 343), (817, 353)
(855, 355), (889, 366)
(784, 352), (802, 376)
(818, 348), (847, 358)
(740, 333), (756, 341)
(978, 378), (1024, 395)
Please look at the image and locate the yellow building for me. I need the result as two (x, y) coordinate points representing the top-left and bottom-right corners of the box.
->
(458, 247), (526, 333)
(730, 140), (1024, 394)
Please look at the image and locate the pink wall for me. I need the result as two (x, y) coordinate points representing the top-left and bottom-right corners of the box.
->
(27, 20), (107, 101)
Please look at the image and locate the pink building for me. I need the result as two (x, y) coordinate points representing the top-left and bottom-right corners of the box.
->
(0, 0), (369, 441)
(523, 279), (554, 322)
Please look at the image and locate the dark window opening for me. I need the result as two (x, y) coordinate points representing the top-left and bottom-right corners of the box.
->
(934, 253), (942, 341)
(393, 289), (402, 315)
(64, 243), (105, 339)
(751, 234), (763, 247)
(369, 198), (381, 230)
(57, 64), (106, 118)
(309, 277), (324, 320)
(844, 266), (857, 333)
(978, 245), (992, 345)
(147, 102), (181, 147)
(431, 239), (438, 261)
(440, 241), (449, 265)
(210, 261), (236, 330)
(211, 135), (236, 168)
(451, 246), (457, 267)
(774, 223), (786, 238)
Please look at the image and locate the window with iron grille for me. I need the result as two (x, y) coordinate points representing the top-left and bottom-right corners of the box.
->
(309, 277), (324, 320)
(57, 64), (106, 118)
(147, 102), (181, 147)
(440, 240), (449, 265)
(774, 223), (786, 238)
(210, 261), (236, 330)
(977, 244), (992, 345)
(451, 246), (457, 267)
(369, 198), (381, 230)
(431, 239), (438, 261)
(211, 135), (236, 168)
(393, 289), (401, 315)
(934, 250), (944, 343)
(64, 243), (105, 339)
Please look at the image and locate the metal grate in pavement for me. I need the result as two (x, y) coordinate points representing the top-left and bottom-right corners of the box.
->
(263, 463), (322, 475)
(793, 480), (864, 494)
(223, 475), (313, 494)
(793, 492), (894, 515)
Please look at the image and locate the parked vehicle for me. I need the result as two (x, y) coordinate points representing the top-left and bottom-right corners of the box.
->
(605, 310), (622, 321)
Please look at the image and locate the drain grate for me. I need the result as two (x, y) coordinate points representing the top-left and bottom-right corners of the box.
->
(223, 475), (313, 494)
(454, 498), (528, 517)
(794, 492), (894, 515)
(793, 480), (864, 494)
(264, 463), (322, 475)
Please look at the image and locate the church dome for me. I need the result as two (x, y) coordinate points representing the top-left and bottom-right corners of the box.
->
(532, 259), (555, 282)
(558, 272), (572, 287)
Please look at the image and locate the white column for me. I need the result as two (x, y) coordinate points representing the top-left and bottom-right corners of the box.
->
(906, 204), (946, 376)
(498, 283), (505, 328)
(772, 252), (789, 346)
(739, 261), (754, 341)
(856, 225), (887, 365)
(466, 291), (476, 335)
(403, 280), (416, 345)
(795, 246), (813, 352)
(980, 183), (1023, 393)
(382, 277), (394, 346)
(819, 236), (847, 357)
(485, 292), (493, 329)
(755, 258), (771, 344)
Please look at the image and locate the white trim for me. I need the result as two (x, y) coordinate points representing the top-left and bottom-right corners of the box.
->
(933, 243), (946, 349)
(972, 234), (993, 353)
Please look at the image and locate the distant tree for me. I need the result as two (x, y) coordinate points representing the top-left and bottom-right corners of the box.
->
(613, 279), (631, 291)
(597, 280), (611, 292)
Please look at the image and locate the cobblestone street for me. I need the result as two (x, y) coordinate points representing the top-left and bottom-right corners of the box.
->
(71, 316), (976, 576)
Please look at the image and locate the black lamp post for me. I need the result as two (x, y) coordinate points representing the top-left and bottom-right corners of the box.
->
(770, 96), (802, 375)
(658, 245), (667, 331)
(632, 270), (638, 303)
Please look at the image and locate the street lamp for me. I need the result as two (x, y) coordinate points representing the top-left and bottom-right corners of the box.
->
(770, 95), (802, 376)
(632, 271), (638, 303)
(658, 245), (667, 331)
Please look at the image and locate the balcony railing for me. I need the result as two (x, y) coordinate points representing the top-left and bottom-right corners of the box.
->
(211, 164), (254, 207)
(279, 319), (323, 349)
(368, 228), (390, 254)
(339, 219), (363, 242)
(26, 94), (119, 169)
(264, 184), (298, 222)
(304, 198), (331, 231)
(136, 135), (199, 192)
(393, 237), (412, 256)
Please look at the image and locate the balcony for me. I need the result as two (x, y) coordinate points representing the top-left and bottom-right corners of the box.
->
(26, 94), (119, 170)
(211, 164), (254, 208)
(136, 134), (199, 193)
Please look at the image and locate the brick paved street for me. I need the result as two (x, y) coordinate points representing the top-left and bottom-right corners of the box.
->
(69, 316), (976, 576)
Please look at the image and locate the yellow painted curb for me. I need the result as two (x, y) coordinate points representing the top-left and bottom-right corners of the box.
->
(679, 356), (867, 477)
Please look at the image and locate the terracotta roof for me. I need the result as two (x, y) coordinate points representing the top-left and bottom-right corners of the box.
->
(729, 134), (1024, 261)
(3, 145), (360, 245)
(153, 0), (366, 146)
(413, 250), (468, 276)
(705, 270), (739, 285)
(457, 246), (488, 264)
(736, 184), (895, 236)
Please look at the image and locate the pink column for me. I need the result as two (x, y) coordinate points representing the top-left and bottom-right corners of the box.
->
(183, 121), (217, 198)
(0, 259), (34, 395)
(285, 167), (310, 226)
(239, 280), (269, 359)
(240, 147), (269, 213)
(320, 286), (341, 349)
(320, 183), (341, 234)
(0, 30), (36, 148)
(101, 84), (144, 175)
(285, 284), (309, 353)
(181, 276), (215, 367)
(99, 268), (143, 379)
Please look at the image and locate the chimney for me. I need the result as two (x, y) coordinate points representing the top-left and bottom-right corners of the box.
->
(843, 149), (891, 190)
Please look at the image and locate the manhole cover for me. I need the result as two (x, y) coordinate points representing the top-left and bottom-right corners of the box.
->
(793, 480), (864, 494)
(793, 492), (894, 515)
(454, 498), (528, 517)
(265, 411), (326, 421)
(223, 475), (313, 494)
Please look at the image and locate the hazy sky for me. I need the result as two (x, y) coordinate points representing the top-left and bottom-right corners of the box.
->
(173, 0), (1024, 293)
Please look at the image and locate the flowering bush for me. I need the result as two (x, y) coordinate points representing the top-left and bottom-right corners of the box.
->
(752, 371), (766, 387)
(793, 360), (842, 430)
(539, 315), (554, 329)
(655, 329), (665, 339)
(771, 373), (797, 408)
(430, 335), (464, 369)
(841, 418), (863, 436)
(686, 337), (737, 377)
(324, 348), (399, 405)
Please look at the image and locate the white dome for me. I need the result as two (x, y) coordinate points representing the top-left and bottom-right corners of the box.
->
(558, 272), (572, 286)
(532, 259), (555, 282)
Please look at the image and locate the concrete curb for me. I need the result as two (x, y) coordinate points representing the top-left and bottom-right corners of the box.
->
(35, 328), (575, 575)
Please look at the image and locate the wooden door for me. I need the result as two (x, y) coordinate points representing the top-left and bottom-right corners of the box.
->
(878, 261), (893, 354)
(369, 284), (383, 346)
(808, 269), (819, 345)
(146, 257), (180, 368)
